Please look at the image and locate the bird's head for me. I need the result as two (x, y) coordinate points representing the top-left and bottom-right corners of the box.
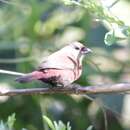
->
(69, 41), (92, 55)
(62, 41), (92, 64)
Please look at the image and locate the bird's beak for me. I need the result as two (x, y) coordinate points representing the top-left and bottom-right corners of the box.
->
(81, 47), (92, 54)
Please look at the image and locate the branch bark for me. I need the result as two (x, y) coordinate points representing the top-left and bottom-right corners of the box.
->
(0, 83), (130, 96)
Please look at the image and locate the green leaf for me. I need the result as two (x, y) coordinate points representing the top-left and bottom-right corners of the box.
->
(61, 0), (73, 5)
(86, 125), (93, 130)
(58, 121), (66, 130)
(104, 30), (116, 46)
(66, 122), (71, 130)
(54, 121), (59, 130)
(21, 128), (28, 130)
(7, 113), (16, 130)
(53, 120), (71, 130)
(43, 116), (55, 130)
(121, 26), (130, 37)
(0, 120), (7, 130)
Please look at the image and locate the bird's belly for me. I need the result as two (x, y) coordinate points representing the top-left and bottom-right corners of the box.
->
(39, 69), (76, 86)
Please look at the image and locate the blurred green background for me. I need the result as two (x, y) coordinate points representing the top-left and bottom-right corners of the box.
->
(0, 0), (130, 130)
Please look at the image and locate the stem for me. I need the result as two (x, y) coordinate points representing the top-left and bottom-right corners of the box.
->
(0, 69), (25, 76)
(0, 83), (130, 96)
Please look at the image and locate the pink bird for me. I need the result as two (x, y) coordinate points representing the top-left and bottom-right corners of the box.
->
(16, 42), (92, 87)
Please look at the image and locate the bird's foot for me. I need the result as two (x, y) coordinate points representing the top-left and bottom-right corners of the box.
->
(55, 83), (65, 88)
(49, 83), (65, 88)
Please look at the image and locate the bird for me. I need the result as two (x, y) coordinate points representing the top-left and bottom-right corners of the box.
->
(16, 41), (92, 87)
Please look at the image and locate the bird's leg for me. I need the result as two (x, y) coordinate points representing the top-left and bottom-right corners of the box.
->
(48, 82), (65, 88)
(55, 83), (65, 88)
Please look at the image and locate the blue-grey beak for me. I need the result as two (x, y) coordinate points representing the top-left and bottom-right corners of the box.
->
(81, 47), (92, 54)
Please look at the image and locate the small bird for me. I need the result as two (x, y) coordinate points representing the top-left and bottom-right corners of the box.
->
(16, 41), (92, 87)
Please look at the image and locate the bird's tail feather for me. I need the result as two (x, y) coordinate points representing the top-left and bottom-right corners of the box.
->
(15, 73), (35, 83)
(15, 71), (44, 83)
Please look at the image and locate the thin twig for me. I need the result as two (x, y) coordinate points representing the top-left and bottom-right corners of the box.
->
(108, 0), (120, 9)
(0, 83), (130, 96)
(0, 69), (25, 76)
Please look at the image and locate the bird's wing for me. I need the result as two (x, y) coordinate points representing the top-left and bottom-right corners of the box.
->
(38, 53), (75, 70)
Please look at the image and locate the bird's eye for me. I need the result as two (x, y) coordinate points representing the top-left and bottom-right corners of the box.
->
(75, 47), (80, 50)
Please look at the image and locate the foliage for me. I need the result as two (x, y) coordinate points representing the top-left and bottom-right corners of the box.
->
(43, 116), (71, 130)
(0, 114), (94, 130)
(61, 0), (130, 45)
(0, 113), (27, 130)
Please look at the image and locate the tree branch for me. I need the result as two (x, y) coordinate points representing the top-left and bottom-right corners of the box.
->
(0, 83), (130, 96)
(0, 69), (25, 76)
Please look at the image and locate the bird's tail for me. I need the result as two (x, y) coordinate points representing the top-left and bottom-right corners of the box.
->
(15, 73), (35, 83)
(15, 71), (44, 83)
